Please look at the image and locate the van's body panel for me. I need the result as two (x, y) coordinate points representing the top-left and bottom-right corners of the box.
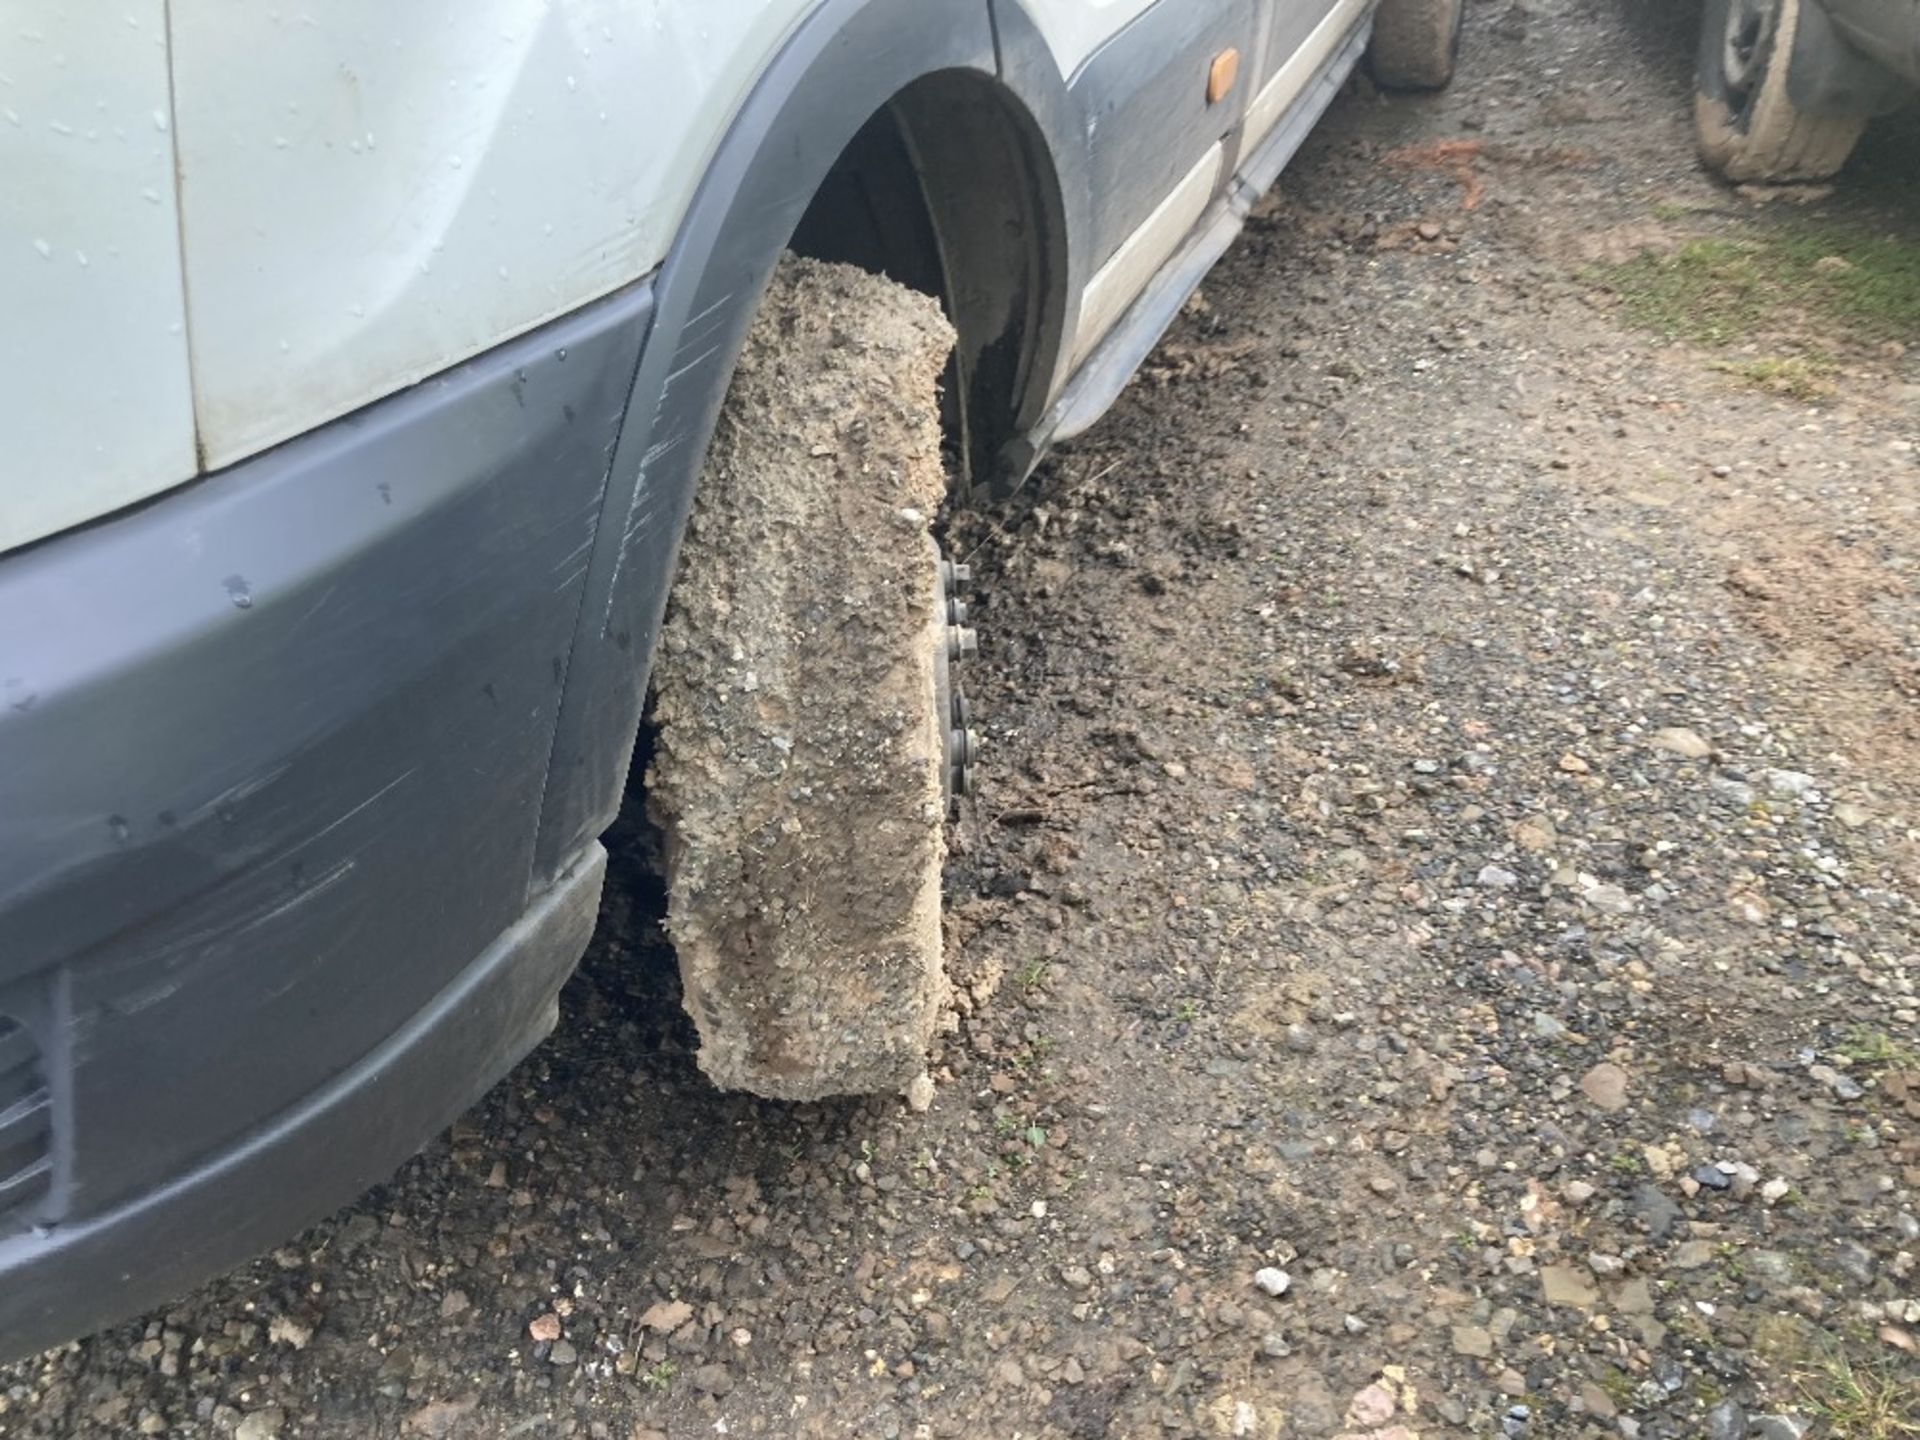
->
(0, 2), (198, 555)
(1822, 0), (1920, 83)
(0, 0), (1387, 1357)
(170, 0), (813, 469)
(1020, 0), (1163, 76)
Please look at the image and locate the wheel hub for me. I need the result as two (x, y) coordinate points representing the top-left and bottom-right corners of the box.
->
(1722, 0), (1780, 97)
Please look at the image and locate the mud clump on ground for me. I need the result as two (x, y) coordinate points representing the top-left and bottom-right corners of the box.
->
(645, 255), (956, 1102)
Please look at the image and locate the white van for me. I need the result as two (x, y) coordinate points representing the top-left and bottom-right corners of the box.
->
(0, 0), (1461, 1355)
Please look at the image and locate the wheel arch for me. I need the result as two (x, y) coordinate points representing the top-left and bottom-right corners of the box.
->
(531, 0), (1052, 882)
(789, 68), (1073, 495)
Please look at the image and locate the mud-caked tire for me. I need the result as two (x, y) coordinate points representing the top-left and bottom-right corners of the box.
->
(1369, 0), (1465, 91)
(1694, 0), (1867, 182)
(646, 255), (959, 1102)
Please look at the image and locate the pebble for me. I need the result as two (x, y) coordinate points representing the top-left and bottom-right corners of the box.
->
(1648, 727), (1711, 759)
(1579, 882), (1634, 916)
(233, 1410), (285, 1440)
(1578, 1381), (1617, 1419)
(1451, 1324), (1494, 1357)
(1761, 1178), (1791, 1204)
(638, 1300), (693, 1332)
(1346, 1384), (1397, 1427)
(1671, 1240), (1717, 1269)
(1764, 768), (1818, 798)
(1705, 1399), (1747, 1440)
(1751, 1418), (1809, 1440)
(1540, 1265), (1599, 1309)
(1808, 1064), (1865, 1101)
(1833, 1240), (1875, 1286)
(1692, 1164), (1731, 1191)
(904, 1073), (935, 1113)
(1745, 1250), (1796, 1288)
(1579, 1062), (1630, 1111)
(1634, 1183), (1682, 1239)
(1709, 776), (1756, 807)
(1478, 864), (1519, 889)
(548, 1340), (578, 1366)
(527, 1313), (562, 1343)
(1253, 1267), (1291, 1297)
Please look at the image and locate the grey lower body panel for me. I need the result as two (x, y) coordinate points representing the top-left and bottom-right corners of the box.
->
(0, 843), (604, 1361)
(1030, 9), (1371, 454)
(0, 281), (652, 1359)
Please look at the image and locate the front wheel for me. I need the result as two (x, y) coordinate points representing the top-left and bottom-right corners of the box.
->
(1694, 0), (1867, 182)
(1369, 0), (1465, 91)
(646, 255), (966, 1102)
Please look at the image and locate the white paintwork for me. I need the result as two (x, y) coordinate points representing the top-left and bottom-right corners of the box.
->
(1070, 143), (1222, 369)
(1021, 0), (1163, 77)
(169, 0), (814, 469)
(0, 1), (198, 555)
(1244, 0), (1370, 147)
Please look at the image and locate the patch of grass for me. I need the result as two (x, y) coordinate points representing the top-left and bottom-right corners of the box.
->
(1838, 1028), (1920, 1069)
(1599, 220), (1920, 348)
(641, 1361), (677, 1392)
(1710, 353), (1838, 401)
(1795, 1345), (1920, 1439)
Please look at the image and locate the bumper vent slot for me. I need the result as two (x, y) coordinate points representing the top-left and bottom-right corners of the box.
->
(0, 1015), (52, 1232)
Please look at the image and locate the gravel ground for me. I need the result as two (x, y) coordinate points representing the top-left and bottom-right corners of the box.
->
(7, 2), (1917, 1437)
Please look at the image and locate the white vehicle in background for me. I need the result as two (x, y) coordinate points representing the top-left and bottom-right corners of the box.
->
(0, 0), (1462, 1356)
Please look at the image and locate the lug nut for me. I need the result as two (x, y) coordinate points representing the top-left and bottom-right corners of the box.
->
(947, 626), (978, 659)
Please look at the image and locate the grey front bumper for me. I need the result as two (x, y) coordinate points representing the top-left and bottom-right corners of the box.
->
(0, 282), (652, 1358)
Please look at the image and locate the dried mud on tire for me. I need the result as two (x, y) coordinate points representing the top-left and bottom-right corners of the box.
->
(646, 255), (957, 1102)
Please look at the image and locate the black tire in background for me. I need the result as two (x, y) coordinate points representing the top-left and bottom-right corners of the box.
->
(1694, 0), (1867, 181)
(1369, 0), (1465, 91)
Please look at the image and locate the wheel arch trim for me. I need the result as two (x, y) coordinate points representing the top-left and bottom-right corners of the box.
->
(530, 0), (1069, 881)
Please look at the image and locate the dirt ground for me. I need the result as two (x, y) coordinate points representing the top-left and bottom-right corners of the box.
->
(5, 2), (1917, 1437)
